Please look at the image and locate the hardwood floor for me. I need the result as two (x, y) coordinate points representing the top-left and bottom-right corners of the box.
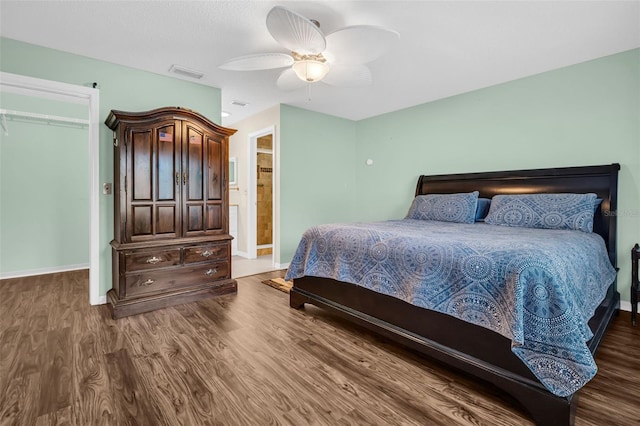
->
(1, 270), (638, 425)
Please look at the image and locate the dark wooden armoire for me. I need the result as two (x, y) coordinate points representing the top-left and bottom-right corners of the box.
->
(105, 107), (237, 318)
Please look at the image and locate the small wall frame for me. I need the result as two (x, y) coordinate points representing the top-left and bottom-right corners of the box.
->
(229, 156), (237, 186)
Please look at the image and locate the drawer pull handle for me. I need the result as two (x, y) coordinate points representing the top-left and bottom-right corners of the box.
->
(142, 278), (155, 286)
(201, 250), (213, 258)
(205, 268), (218, 276)
(146, 256), (162, 264)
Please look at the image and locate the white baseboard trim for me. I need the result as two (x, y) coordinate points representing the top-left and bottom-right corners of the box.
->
(233, 250), (249, 258)
(275, 262), (290, 270)
(91, 295), (107, 306)
(0, 263), (90, 280)
(620, 300), (632, 312)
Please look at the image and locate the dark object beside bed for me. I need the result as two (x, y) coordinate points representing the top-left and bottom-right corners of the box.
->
(632, 243), (639, 326)
(289, 164), (620, 426)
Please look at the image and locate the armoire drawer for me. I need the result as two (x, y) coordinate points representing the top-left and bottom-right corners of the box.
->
(125, 248), (181, 272)
(184, 243), (228, 264)
(125, 261), (230, 297)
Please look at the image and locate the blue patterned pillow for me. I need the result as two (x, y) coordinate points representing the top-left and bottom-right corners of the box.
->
(484, 193), (598, 232)
(406, 191), (479, 224)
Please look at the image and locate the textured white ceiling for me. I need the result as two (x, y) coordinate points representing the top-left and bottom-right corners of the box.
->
(1, 1), (639, 126)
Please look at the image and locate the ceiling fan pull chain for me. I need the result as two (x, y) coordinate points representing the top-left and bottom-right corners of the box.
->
(307, 83), (312, 102)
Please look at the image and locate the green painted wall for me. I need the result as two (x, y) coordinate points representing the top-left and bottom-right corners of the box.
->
(355, 49), (639, 218)
(279, 104), (357, 261)
(0, 94), (89, 274)
(0, 92), (88, 118)
(355, 48), (639, 302)
(279, 49), (639, 304)
(0, 37), (221, 296)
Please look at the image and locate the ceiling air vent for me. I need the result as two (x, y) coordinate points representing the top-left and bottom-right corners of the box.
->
(231, 100), (249, 107)
(169, 64), (205, 79)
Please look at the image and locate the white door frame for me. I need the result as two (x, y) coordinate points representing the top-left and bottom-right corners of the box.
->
(247, 125), (276, 261)
(0, 72), (101, 305)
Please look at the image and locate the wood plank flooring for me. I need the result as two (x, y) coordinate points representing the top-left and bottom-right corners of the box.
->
(0, 270), (638, 425)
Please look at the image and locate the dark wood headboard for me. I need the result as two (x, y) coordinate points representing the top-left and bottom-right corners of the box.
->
(415, 164), (620, 266)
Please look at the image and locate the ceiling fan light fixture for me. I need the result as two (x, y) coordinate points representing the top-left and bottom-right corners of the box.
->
(221, 6), (399, 91)
(292, 59), (330, 83)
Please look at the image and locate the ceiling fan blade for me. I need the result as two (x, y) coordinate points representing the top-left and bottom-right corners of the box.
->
(276, 68), (307, 91)
(266, 6), (326, 55)
(325, 25), (400, 65)
(219, 53), (294, 71)
(322, 64), (372, 87)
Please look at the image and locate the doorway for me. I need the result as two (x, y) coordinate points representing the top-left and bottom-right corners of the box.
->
(256, 135), (273, 257)
(246, 126), (277, 266)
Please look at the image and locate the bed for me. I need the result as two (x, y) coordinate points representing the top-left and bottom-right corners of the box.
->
(286, 164), (620, 426)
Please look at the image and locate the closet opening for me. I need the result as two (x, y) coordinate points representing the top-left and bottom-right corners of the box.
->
(0, 72), (101, 304)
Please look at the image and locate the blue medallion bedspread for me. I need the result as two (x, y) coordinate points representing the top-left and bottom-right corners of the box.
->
(285, 219), (617, 397)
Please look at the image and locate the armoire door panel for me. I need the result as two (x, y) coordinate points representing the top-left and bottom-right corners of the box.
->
(156, 126), (179, 202)
(185, 125), (204, 202)
(127, 121), (180, 241)
(206, 205), (222, 231)
(131, 130), (152, 201)
(156, 205), (177, 235)
(186, 204), (204, 233)
(132, 205), (152, 236)
(187, 168), (203, 201)
(206, 136), (222, 200)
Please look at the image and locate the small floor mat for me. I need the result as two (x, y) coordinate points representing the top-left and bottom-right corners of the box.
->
(261, 277), (293, 293)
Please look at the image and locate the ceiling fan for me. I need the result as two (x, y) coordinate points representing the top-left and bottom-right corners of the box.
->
(219, 6), (400, 90)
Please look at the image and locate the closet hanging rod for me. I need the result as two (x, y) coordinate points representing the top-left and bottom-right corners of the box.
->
(0, 108), (90, 126)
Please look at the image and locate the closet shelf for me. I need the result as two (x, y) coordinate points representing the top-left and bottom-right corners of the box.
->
(0, 108), (90, 126)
